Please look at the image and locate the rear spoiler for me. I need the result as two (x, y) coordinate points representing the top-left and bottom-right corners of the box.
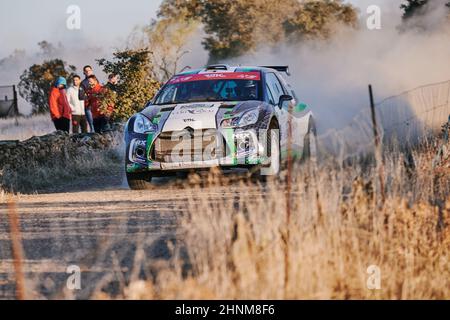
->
(259, 66), (291, 76)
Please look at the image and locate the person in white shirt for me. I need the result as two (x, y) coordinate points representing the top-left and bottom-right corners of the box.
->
(67, 75), (88, 133)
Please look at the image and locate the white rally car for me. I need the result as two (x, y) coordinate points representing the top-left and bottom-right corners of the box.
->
(124, 65), (315, 189)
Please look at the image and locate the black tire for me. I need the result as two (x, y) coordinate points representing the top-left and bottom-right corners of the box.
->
(256, 121), (281, 179)
(126, 171), (153, 190)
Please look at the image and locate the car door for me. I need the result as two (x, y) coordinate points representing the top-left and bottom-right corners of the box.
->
(275, 74), (312, 154)
(265, 72), (291, 155)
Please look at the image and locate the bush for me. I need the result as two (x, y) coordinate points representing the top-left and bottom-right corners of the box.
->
(96, 49), (161, 120)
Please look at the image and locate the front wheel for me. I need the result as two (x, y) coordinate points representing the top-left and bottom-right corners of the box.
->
(126, 172), (153, 190)
(257, 123), (281, 179)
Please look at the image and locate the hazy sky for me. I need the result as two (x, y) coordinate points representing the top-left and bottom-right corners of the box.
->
(0, 0), (404, 57)
(0, 0), (162, 57)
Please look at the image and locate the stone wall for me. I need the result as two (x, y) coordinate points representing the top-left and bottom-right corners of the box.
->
(0, 128), (123, 171)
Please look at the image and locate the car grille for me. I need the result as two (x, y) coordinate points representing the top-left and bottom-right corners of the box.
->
(152, 129), (228, 163)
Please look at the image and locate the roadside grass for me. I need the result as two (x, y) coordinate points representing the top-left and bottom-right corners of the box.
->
(113, 141), (450, 300)
(0, 129), (125, 194)
(1, 148), (123, 194)
(1, 115), (449, 299)
(0, 115), (55, 141)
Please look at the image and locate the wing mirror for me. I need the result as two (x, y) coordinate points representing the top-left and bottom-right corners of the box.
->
(278, 94), (293, 109)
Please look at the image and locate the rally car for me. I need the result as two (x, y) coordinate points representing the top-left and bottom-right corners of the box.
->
(124, 65), (315, 190)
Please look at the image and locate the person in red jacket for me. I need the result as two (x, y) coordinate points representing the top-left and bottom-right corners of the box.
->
(86, 75), (110, 133)
(49, 77), (72, 133)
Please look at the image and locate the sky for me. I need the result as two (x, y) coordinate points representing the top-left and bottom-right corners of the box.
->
(0, 0), (162, 57)
(2, 0), (438, 119)
(0, 0), (405, 58)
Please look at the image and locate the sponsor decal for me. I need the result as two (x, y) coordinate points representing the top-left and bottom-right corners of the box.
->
(162, 104), (221, 131)
(168, 75), (194, 84)
(204, 73), (227, 79)
(168, 72), (261, 84)
(175, 104), (217, 115)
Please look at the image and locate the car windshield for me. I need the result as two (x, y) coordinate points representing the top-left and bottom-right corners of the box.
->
(154, 72), (262, 105)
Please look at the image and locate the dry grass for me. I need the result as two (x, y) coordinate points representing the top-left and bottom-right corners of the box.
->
(117, 143), (450, 300)
(0, 129), (124, 194)
(1, 114), (449, 299)
(0, 115), (55, 141)
(0, 148), (123, 193)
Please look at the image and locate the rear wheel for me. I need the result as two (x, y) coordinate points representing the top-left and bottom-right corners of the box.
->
(126, 172), (153, 190)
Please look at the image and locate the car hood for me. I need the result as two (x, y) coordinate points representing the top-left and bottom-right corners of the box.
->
(141, 100), (263, 132)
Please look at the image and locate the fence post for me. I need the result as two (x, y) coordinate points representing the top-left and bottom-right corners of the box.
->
(283, 102), (293, 298)
(13, 85), (19, 116)
(369, 85), (386, 203)
(7, 195), (26, 300)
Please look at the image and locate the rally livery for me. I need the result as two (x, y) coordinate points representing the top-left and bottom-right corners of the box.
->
(124, 65), (315, 190)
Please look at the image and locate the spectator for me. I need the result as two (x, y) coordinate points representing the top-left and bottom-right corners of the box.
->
(86, 75), (109, 133)
(104, 74), (119, 130)
(49, 77), (71, 133)
(67, 75), (88, 133)
(79, 65), (95, 132)
(105, 73), (119, 92)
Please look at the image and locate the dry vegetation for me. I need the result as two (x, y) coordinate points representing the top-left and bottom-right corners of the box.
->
(0, 115), (54, 141)
(1, 116), (449, 299)
(112, 141), (450, 300)
(1, 148), (123, 193)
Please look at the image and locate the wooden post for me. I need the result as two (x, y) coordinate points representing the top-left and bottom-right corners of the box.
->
(13, 85), (19, 115)
(284, 102), (293, 297)
(7, 195), (26, 300)
(369, 85), (385, 203)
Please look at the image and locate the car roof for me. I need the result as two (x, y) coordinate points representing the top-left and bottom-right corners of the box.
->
(175, 65), (290, 76)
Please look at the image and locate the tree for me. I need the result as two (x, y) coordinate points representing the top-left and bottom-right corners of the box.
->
(18, 59), (76, 114)
(400, 0), (450, 30)
(401, 0), (429, 20)
(158, 0), (358, 62)
(37, 41), (59, 56)
(283, 0), (358, 41)
(96, 49), (161, 120)
(0, 49), (26, 69)
(129, 16), (199, 83)
(400, 0), (450, 18)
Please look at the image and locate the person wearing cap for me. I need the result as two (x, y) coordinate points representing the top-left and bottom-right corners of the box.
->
(49, 76), (72, 133)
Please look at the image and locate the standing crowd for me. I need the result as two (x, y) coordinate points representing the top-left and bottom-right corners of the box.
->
(48, 65), (118, 134)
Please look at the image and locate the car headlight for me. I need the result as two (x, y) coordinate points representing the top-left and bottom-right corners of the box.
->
(238, 109), (259, 127)
(133, 114), (157, 133)
(221, 109), (260, 128)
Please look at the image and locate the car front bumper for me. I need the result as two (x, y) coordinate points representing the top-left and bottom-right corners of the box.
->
(125, 128), (270, 174)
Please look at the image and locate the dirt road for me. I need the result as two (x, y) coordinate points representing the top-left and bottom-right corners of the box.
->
(0, 176), (238, 299)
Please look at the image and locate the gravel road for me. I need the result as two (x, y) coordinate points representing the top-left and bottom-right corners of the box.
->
(0, 175), (221, 299)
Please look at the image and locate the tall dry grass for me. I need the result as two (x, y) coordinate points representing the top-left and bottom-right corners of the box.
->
(1, 113), (448, 299)
(118, 143), (450, 300)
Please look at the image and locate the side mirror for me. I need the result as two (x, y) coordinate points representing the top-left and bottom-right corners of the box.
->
(278, 94), (293, 109)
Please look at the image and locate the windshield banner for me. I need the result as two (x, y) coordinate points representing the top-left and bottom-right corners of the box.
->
(168, 72), (261, 84)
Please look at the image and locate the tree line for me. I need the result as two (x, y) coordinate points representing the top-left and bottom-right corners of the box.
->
(15, 0), (450, 118)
